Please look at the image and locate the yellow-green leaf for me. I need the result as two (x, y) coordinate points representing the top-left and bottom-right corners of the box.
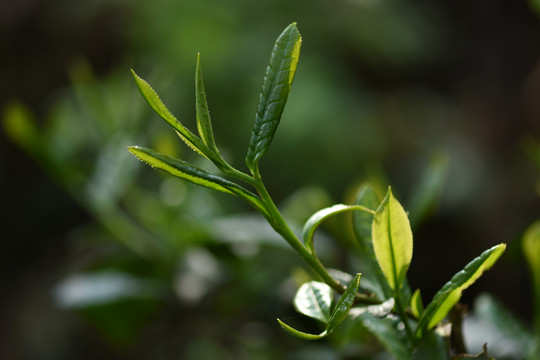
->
(415, 243), (506, 338)
(372, 188), (413, 291)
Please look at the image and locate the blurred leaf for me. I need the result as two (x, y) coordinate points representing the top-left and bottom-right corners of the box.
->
(356, 312), (411, 360)
(410, 289), (424, 319)
(410, 330), (450, 360)
(2, 101), (42, 154)
(372, 187), (413, 291)
(294, 281), (333, 323)
(349, 297), (395, 319)
(195, 53), (219, 154)
(408, 152), (448, 227)
(416, 244), (506, 338)
(472, 293), (536, 357)
(523, 220), (540, 328)
(245, 22), (301, 172)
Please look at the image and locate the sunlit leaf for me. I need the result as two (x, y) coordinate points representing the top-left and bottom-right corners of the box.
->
(195, 53), (219, 154)
(415, 244), (506, 338)
(353, 183), (392, 299)
(410, 289), (424, 319)
(131, 70), (210, 158)
(294, 281), (333, 323)
(128, 146), (264, 212)
(372, 187), (413, 291)
(245, 22), (302, 172)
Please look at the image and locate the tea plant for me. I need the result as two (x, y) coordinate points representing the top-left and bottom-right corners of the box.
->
(129, 23), (506, 359)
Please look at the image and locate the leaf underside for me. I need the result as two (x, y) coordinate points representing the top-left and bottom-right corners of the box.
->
(293, 281), (333, 323)
(245, 22), (302, 172)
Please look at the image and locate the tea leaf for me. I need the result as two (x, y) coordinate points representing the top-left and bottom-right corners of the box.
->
(410, 289), (424, 319)
(357, 312), (411, 360)
(131, 70), (210, 158)
(372, 188), (413, 291)
(276, 319), (326, 340)
(415, 243), (506, 338)
(128, 146), (262, 209)
(303, 204), (372, 256)
(294, 281), (333, 323)
(245, 23), (301, 172)
(410, 331), (450, 360)
(195, 53), (219, 154)
(327, 273), (361, 333)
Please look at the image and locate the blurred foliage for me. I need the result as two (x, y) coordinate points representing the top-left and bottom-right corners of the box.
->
(2, 0), (540, 359)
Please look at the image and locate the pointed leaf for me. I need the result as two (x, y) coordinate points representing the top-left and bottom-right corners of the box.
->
(245, 23), (302, 172)
(294, 281), (333, 323)
(276, 319), (326, 340)
(128, 146), (263, 209)
(131, 70), (211, 158)
(415, 243), (506, 338)
(353, 183), (392, 299)
(372, 188), (413, 291)
(303, 204), (373, 256)
(327, 273), (361, 333)
(410, 289), (424, 319)
(195, 53), (219, 153)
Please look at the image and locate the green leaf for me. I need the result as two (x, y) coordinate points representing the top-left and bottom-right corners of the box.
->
(276, 319), (326, 340)
(128, 146), (265, 212)
(245, 22), (302, 172)
(353, 183), (392, 299)
(523, 220), (540, 329)
(410, 330), (450, 360)
(294, 281), (333, 323)
(371, 187), (413, 291)
(415, 243), (506, 338)
(357, 312), (411, 360)
(327, 273), (361, 333)
(302, 204), (373, 256)
(410, 289), (424, 319)
(130, 70), (211, 159)
(278, 273), (361, 340)
(195, 53), (219, 154)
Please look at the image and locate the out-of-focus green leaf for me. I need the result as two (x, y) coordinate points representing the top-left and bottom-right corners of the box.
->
(245, 22), (301, 172)
(195, 53), (219, 154)
(349, 297), (395, 319)
(356, 312), (411, 360)
(353, 183), (392, 299)
(372, 187), (413, 291)
(2, 101), (42, 153)
(472, 293), (536, 358)
(408, 152), (448, 227)
(410, 330), (450, 360)
(294, 281), (333, 323)
(128, 146), (265, 213)
(416, 244), (506, 338)
(410, 289), (423, 319)
(302, 204), (372, 256)
(131, 70), (211, 159)
(278, 274), (361, 340)
(523, 220), (540, 328)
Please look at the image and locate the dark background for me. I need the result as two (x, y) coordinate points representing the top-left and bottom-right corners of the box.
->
(2, 0), (540, 359)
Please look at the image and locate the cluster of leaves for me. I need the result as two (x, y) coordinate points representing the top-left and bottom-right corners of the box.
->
(129, 23), (507, 358)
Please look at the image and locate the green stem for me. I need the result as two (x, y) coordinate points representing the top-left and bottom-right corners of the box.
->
(395, 289), (415, 345)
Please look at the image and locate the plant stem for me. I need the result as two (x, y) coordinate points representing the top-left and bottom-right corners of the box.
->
(394, 291), (415, 345)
